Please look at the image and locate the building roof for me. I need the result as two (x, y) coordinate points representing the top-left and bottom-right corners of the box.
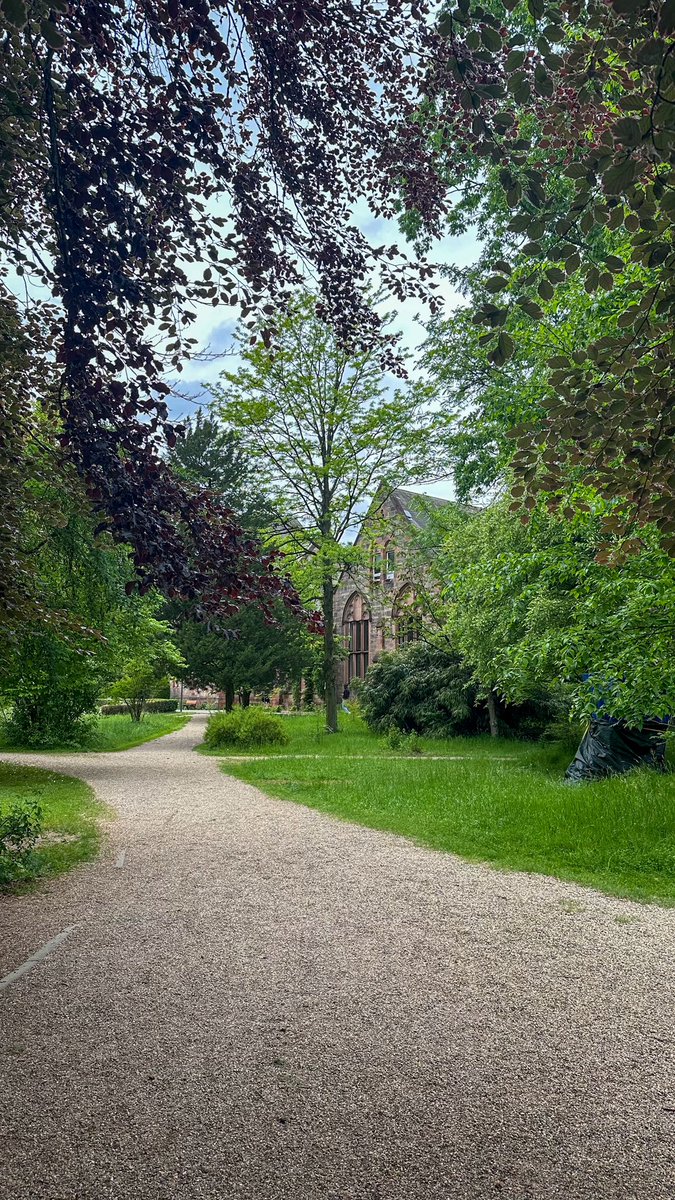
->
(389, 487), (453, 530)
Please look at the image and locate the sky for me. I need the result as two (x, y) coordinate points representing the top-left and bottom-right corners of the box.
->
(168, 204), (481, 501)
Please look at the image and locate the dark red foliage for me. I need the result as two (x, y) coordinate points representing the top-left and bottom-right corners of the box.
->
(1, 1), (454, 620)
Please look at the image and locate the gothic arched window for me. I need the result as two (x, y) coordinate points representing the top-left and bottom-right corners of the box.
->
(342, 593), (371, 682)
(393, 589), (421, 649)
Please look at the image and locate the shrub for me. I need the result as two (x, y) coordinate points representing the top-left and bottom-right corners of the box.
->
(99, 698), (178, 716)
(0, 798), (43, 886)
(4, 685), (98, 748)
(204, 707), (291, 750)
(385, 726), (404, 750)
(360, 643), (480, 737)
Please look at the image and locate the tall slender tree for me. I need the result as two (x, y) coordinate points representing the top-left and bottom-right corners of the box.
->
(213, 295), (446, 732)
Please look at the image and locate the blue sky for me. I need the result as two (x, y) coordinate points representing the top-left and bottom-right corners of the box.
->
(168, 206), (480, 501)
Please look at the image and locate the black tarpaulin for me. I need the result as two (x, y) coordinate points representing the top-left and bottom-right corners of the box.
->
(565, 717), (670, 782)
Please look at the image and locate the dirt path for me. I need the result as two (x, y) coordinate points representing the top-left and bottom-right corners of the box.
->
(0, 715), (673, 1199)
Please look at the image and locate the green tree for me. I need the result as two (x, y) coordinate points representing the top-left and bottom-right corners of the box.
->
(0, 462), (183, 744)
(422, 237), (651, 504)
(1, 511), (128, 745)
(176, 602), (313, 712)
(360, 642), (480, 737)
(212, 295), (446, 732)
(419, 496), (675, 727)
(167, 408), (316, 709)
(109, 608), (184, 723)
(424, 0), (675, 543)
(168, 409), (269, 532)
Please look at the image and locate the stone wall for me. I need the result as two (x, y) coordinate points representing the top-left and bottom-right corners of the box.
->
(333, 492), (423, 687)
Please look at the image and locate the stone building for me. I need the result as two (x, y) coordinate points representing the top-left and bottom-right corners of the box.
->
(333, 487), (454, 688)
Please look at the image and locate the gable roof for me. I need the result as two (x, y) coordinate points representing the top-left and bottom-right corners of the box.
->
(389, 487), (453, 530)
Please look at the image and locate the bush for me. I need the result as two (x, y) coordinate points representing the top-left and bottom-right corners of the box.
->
(0, 797), (43, 886)
(204, 707), (291, 750)
(99, 698), (178, 716)
(4, 685), (98, 748)
(360, 643), (480, 738)
(385, 727), (423, 754)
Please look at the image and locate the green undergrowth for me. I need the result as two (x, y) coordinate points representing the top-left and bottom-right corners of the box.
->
(198, 710), (518, 759)
(219, 718), (675, 905)
(0, 762), (106, 890)
(0, 711), (190, 754)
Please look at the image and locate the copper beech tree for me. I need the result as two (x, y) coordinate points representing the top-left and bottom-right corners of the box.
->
(427, 0), (675, 551)
(0, 0), (463, 630)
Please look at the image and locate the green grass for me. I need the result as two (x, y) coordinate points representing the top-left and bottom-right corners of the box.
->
(197, 710), (517, 759)
(214, 715), (675, 905)
(0, 711), (190, 754)
(0, 762), (106, 889)
(83, 711), (190, 752)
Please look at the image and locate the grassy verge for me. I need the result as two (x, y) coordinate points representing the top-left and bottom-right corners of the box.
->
(0, 711), (191, 754)
(82, 711), (190, 752)
(197, 710), (518, 759)
(0, 762), (105, 889)
(214, 716), (675, 905)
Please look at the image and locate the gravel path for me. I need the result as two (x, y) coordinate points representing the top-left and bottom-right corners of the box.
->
(0, 715), (673, 1200)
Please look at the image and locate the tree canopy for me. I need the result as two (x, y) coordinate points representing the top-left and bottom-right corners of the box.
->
(421, 0), (675, 543)
(0, 0), (453, 626)
(412, 495), (675, 726)
(212, 294), (448, 729)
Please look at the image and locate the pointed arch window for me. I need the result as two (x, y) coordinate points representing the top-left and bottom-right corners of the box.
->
(342, 593), (371, 682)
(394, 589), (422, 649)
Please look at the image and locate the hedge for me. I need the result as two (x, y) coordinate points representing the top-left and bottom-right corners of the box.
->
(99, 699), (178, 716)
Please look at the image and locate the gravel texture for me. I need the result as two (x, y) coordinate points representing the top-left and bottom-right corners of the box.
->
(0, 714), (673, 1200)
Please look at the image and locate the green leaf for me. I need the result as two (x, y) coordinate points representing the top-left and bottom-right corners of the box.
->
(481, 26), (503, 52)
(518, 298), (544, 319)
(41, 19), (65, 48)
(1, 0), (26, 25)
(506, 50), (527, 70)
(490, 331), (515, 366)
(614, 117), (643, 147)
(602, 156), (639, 194)
(484, 275), (510, 293)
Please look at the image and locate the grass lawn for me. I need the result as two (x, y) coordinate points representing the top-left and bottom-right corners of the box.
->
(212, 713), (675, 905)
(197, 709), (516, 760)
(0, 762), (105, 889)
(0, 711), (191, 754)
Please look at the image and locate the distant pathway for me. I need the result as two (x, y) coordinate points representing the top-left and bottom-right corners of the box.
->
(0, 715), (673, 1200)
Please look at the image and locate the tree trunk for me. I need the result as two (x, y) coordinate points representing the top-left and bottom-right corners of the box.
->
(486, 690), (499, 738)
(224, 681), (235, 712)
(241, 689), (251, 708)
(323, 574), (339, 733)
